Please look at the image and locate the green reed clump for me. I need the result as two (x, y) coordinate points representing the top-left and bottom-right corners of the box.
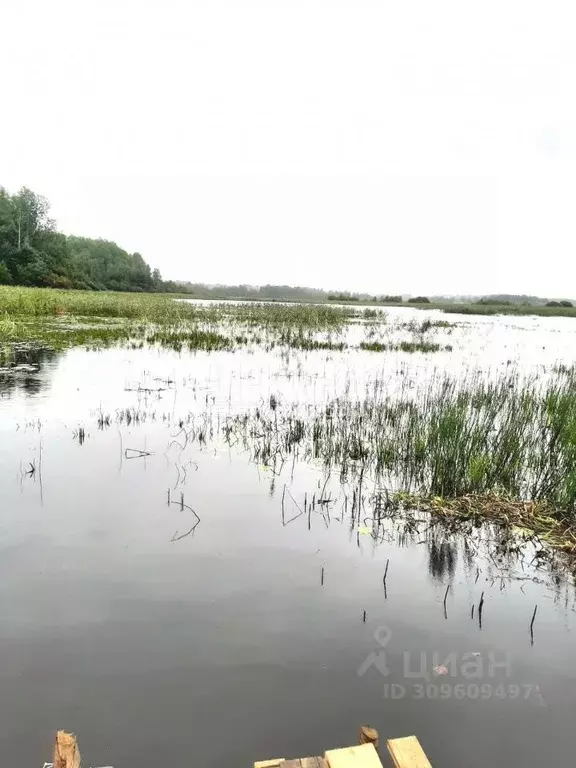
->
(359, 340), (452, 353)
(361, 307), (386, 320)
(223, 370), (576, 511)
(400, 318), (453, 333)
(360, 341), (388, 352)
(398, 340), (452, 353)
(225, 302), (356, 329)
(146, 326), (234, 351)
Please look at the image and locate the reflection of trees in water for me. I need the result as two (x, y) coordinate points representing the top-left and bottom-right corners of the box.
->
(0, 347), (60, 397)
(428, 537), (457, 581)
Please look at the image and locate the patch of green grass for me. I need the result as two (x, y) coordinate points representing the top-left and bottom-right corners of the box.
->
(359, 340), (452, 353)
(0, 287), (358, 326)
(146, 327), (234, 352)
(0, 286), (198, 320)
(437, 303), (576, 318)
(359, 341), (388, 352)
(0, 286), (366, 356)
(397, 340), (452, 353)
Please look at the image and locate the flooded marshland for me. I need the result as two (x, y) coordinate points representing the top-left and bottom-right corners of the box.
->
(1, 299), (576, 767)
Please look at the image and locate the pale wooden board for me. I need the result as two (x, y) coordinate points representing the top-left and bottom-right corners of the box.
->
(255, 761), (284, 768)
(386, 736), (432, 768)
(325, 743), (384, 768)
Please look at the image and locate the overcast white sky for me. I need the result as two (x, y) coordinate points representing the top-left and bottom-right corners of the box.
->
(2, 0), (576, 295)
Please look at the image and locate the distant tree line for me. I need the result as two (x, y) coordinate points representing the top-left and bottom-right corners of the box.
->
(545, 300), (573, 308)
(181, 283), (330, 301)
(183, 284), (428, 304)
(474, 294), (572, 307)
(0, 186), (180, 292)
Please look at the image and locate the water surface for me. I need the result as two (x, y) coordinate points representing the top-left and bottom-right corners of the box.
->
(1, 307), (575, 767)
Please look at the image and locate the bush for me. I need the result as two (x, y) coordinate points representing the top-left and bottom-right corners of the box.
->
(476, 298), (511, 305)
(408, 296), (431, 303)
(328, 293), (359, 302)
(0, 262), (13, 285)
(45, 273), (73, 289)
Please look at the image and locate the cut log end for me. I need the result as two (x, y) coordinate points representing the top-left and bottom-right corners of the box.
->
(53, 731), (81, 768)
(359, 726), (379, 748)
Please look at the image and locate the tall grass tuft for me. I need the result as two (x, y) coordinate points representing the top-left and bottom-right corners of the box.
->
(224, 370), (576, 511)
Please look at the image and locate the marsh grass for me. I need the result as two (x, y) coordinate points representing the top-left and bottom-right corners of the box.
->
(223, 370), (576, 511)
(399, 318), (453, 333)
(360, 340), (452, 353)
(0, 286), (197, 320)
(0, 287), (367, 355)
(438, 303), (576, 318)
(146, 327), (234, 352)
(0, 287), (358, 326)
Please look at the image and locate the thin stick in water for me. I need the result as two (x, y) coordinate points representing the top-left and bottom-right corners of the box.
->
(321, 566), (324, 586)
(530, 604), (538, 644)
(383, 558), (389, 585)
(478, 591), (485, 627)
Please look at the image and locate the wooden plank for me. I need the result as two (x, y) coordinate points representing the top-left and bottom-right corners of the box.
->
(255, 761), (284, 768)
(325, 743), (384, 768)
(386, 736), (432, 768)
(280, 760), (303, 768)
(52, 731), (81, 768)
(301, 758), (327, 768)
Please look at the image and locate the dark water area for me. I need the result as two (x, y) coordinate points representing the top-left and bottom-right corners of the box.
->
(1, 343), (576, 767)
